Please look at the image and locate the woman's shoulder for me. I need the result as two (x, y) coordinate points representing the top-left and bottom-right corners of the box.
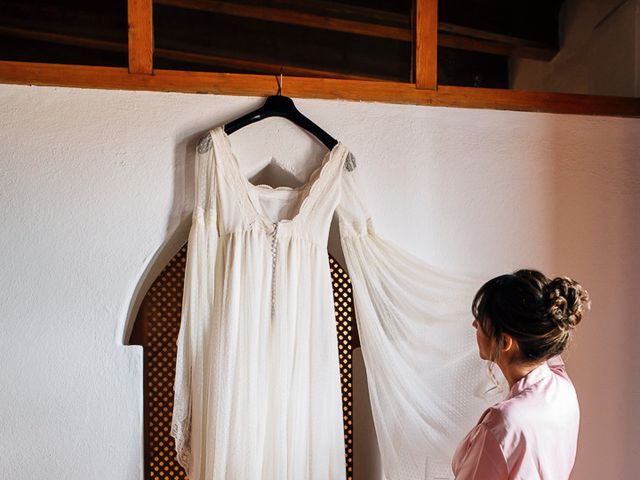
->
(478, 404), (510, 436)
(477, 401), (534, 462)
(480, 358), (580, 443)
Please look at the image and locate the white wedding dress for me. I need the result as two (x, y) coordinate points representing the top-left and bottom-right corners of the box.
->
(171, 125), (498, 480)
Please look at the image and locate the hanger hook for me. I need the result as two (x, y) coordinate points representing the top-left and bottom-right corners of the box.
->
(276, 66), (283, 95)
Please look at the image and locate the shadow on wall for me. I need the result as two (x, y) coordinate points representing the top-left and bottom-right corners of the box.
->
(352, 347), (383, 479)
(121, 131), (198, 346)
(548, 115), (640, 480)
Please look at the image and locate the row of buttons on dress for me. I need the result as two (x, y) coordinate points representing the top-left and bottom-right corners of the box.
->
(270, 221), (279, 322)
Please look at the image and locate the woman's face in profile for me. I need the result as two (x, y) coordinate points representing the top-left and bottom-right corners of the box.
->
(472, 318), (493, 360)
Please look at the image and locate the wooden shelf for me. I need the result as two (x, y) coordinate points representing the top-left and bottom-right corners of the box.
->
(1, 60), (638, 117)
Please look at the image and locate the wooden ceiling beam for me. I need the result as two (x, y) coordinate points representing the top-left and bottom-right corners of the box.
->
(128, 0), (154, 74)
(270, 0), (407, 26)
(155, 0), (411, 41)
(415, 0), (438, 90)
(1, 60), (637, 118)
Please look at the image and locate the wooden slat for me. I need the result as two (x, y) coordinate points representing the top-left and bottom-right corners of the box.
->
(128, 0), (154, 74)
(155, 48), (384, 81)
(155, 0), (410, 41)
(439, 23), (556, 61)
(415, 0), (438, 89)
(0, 26), (125, 53)
(271, 0), (408, 27)
(1, 60), (638, 117)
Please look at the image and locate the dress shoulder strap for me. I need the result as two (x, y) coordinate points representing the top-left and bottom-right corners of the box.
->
(193, 131), (217, 214)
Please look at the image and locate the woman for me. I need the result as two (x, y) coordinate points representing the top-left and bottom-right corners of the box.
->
(451, 269), (590, 479)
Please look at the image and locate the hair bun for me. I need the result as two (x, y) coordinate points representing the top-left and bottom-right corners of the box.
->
(545, 277), (591, 331)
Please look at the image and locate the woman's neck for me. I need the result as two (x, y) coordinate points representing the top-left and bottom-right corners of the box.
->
(498, 359), (544, 389)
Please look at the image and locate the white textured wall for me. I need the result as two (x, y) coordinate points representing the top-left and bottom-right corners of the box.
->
(0, 83), (638, 480)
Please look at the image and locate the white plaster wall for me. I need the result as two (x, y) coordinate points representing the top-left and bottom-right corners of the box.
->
(0, 83), (638, 479)
(511, 0), (640, 97)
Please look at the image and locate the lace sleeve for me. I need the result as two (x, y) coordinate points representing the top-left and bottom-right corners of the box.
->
(336, 155), (501, 480)
(170, 133), (218, 475)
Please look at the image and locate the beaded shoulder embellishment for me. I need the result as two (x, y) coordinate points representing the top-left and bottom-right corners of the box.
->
(344, 151), (357, 172)
(197, 134), (213, 154)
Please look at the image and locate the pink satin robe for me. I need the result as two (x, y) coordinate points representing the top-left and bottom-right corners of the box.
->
(451, 356), (580, 480)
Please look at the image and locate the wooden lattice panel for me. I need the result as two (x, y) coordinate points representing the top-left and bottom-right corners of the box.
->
(144, 245), (188, 480)
(329, 255), (355, 480)
(140, 244), (355, 479)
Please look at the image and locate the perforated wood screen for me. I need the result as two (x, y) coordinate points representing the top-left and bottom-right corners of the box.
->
(135, 244), (356, 479)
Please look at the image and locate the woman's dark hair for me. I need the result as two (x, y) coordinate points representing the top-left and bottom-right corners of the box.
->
(472, 269), (591, 363)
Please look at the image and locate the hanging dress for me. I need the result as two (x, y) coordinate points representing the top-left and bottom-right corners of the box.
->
(171, 125), (498, 480)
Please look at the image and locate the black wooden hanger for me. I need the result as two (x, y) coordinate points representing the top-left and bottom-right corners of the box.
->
(223, 68), (338, 150)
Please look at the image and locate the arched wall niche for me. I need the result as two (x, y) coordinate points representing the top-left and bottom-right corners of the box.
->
(126, 226), (360, 479)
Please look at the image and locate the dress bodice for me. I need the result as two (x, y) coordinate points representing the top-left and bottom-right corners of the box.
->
(207, 126), (351, 246)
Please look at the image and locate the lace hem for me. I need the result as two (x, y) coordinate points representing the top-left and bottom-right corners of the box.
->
(170, 413), (192, 475)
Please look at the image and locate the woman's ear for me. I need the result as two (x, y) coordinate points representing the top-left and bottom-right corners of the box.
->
(500, 333), (515, 354)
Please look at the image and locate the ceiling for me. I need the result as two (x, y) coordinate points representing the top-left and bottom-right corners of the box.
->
(0, 0), (566, 88)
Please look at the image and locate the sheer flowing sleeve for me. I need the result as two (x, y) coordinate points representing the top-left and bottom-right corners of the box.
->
(336, 157), (500, 480)
(170, 134), (219, 475)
